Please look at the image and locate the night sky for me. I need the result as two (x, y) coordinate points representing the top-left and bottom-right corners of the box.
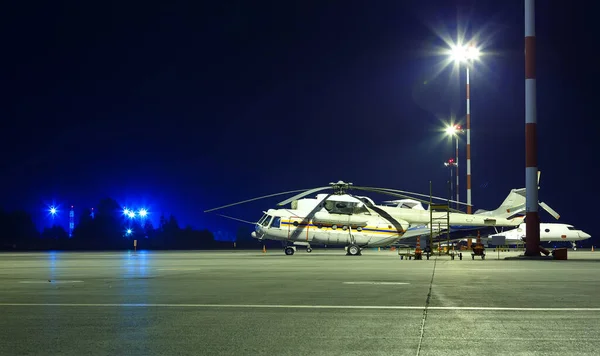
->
(3, 1), (597, 242)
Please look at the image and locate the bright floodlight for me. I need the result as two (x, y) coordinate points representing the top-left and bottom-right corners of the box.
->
(138, 208), (147, 217)
(467, 46), (480, 60)
(123, 208), (130, 215)
(450, 45), (480, 62)
(128, 211), (135, 218)
(126, 229), (132, 234)
(450, 45), (467, 62)
(445, 125), (457, 136)
(49, 206), (57, 215)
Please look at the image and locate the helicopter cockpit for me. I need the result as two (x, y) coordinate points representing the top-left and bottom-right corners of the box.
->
(256, 213), (281, 228)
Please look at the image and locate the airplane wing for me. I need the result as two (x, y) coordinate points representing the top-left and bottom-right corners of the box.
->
(398, 223), (483, 241)
(392, 225), (504, 248)
(399, 224), (455, 239)
(400, 225), (431, 239)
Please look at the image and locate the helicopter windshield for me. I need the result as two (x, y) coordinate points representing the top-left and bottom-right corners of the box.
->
(260, 215), (272, 227)
(257, 214), (270, 226)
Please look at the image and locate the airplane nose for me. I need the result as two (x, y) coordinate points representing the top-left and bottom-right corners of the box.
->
(579, 231), (591, 239)
(251, 231), (257, 239)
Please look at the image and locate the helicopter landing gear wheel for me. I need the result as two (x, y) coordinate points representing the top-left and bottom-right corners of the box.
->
(306, 247), (312, 253)
(347, 244), (361, 256)
(284, 247), (295, 255)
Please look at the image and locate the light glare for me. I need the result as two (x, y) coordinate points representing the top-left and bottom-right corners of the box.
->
(449, 44), (480, 63)
(139, 208), (147, 217)
(450, 45), (467, 62)
(445, 125), (457, 136)
(468, 46), (480, 60)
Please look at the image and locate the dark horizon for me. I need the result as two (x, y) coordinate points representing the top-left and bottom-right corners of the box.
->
(2, 1), (596, 243)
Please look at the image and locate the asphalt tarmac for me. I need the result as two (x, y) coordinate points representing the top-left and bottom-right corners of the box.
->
(1, 248), (599, 355)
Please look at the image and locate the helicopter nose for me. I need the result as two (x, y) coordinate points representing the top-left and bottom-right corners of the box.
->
(251, 231), (257, 239)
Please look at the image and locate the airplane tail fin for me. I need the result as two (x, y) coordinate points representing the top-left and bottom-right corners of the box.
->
(474, 188), (526, 218)
(474, 171), (560, 220)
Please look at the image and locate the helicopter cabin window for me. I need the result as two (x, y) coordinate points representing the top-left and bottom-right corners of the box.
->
(400, 201), (420, 209)
(271, 216), (281, 228)
(261, 215), (272, 227)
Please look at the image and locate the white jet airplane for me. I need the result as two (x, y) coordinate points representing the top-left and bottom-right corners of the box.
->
(486, 223), (591, 249)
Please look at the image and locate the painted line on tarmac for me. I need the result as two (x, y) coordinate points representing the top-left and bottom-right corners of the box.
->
(343, 282), (410, 285)
(1, 303), (600, 311)
(18, 280), (84, 284)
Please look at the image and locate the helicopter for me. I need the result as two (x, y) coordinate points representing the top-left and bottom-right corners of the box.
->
(204, 180), (537, 256)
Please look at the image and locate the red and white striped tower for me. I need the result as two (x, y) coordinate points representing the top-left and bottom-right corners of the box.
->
(466, 67), (472, 214)
(455, 132), (459, 209)
(524, 0), (540, 256)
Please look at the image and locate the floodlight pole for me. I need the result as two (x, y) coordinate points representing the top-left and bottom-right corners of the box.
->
(447, 180), (450, 248)
(466, 66), (472, 214)
(449, 163), (453, 202)
(429, 181), (433, 251)
(524, 0), (540, 256)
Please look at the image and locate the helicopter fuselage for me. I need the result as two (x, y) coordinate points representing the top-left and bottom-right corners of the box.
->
(252, 208), (405, 247)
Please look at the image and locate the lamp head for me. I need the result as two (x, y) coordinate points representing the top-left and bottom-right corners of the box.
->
(450, 45), (480, 63)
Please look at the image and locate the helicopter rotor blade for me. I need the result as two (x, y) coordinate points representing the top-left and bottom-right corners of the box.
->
(354, 187), (431, 205)
(355, 186), (472, 208)
(214, 214), (257, 225)
(203, 188), (313, 213)
(354, 187), (464, 213)
(287, 193), (333, 240)
(356, 196), (406, 233)
(376, 186), (471, 207)
(290, 193), (332, 240)
(276, 186), (332, 207)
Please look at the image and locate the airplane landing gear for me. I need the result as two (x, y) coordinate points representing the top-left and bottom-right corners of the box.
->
(346, 244), (362, 256)
(284, 247), (295, 255)
(471, 244), (486, 259)
(306, 247), (313, 253)
(571, 242), (577, 251)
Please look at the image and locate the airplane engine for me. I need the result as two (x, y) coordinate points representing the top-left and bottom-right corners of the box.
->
(312, 212), (368, 228)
